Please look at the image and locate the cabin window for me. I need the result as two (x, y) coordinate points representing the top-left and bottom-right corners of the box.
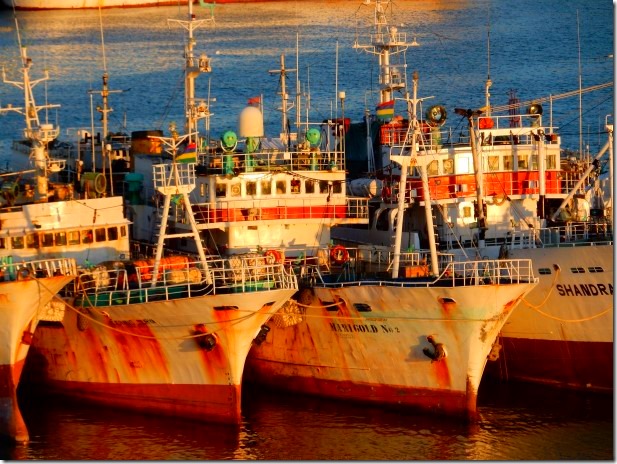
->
(488, 156), (499, 171)
(319, 180), (329, 194)
(588, 266), (604, 273)
(26, 233), (39, 249)
(570, 267), (585, 274)
(246, 181), (257, 196)
(260, 180), (272, 195)
(215, 183), (226, 198)
(199, 182), (206, 198)
(461, 205), (473, 218)
(291, 179), (301, 194)
(546, 154), (556, 169)
(108, 227), (119, 241)
(120, 226), (127, 238)
(68, 231), (80, 246)
(95, 228), (106, 242)
(11, 236), (24, 249)
(41, 233), (54, 247)
(305, 180), (316, 194)
(427, 160), (438, 176)
(517, 155), (529, 170)
(55, 232), (67, 246)
(538, 268), (552, 275)
(443, 159), (454, 174)
(504, 155), (513, 170)
(332, 182), (342, 194)
(81, 229), (93, 244)
(276, 180), (286, 194)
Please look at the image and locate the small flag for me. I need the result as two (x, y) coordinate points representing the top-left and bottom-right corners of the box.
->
(376, 100), (395, 120)
(176, 142), (197, 164)
(248, 96), (261, 106)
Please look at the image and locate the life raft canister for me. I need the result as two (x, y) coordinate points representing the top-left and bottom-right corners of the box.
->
(478, 117), (494, 129)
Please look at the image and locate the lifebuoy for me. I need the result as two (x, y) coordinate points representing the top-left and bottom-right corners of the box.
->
(478, 117), (494, 129)
(330, 245), (349, 265)
(264, 249), (283, 264)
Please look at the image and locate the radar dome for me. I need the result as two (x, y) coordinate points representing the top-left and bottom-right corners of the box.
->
(221, 131), (238, 151)
(238, 105), (264, 138)
(306, 128), (321, 147)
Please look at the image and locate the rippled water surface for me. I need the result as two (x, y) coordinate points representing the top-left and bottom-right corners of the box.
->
(2, 380), (613, 460)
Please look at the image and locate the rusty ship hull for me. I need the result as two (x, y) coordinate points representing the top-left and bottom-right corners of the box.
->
(246, 278), (536, 420)
(0, 264), (76, 443)
(24, 287), (297, 424)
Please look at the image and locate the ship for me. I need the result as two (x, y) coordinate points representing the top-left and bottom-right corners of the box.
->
(330, 1), (614, 392)
(0, 15), (132, 442)
(18, 1), (297, 442)
(1, 0), (289, 10)
(125, 1), (542, 420)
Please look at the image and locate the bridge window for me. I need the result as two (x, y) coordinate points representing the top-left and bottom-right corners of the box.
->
(0, 238), (5, 249)
(443, 159), (454, 174)
(546, 154), (556, 169)
(531, 155), (538, 170)
(215, 183), (226, 198)
(305, 179), (316, 194)
(55, 232), (67, 246)
(246, 181), (257, 196)
(11, 236), (24, 249)
(276, 180), (286, 194)
(120, 225), (127, 238)
(108, 227), (119, 241)
(95, 228), (106, 242)
(26, 233), (39, 249)
(488, 156), (499, 171)
(319, 180), (329, 194)
(260, 179), (271, 195)
(41, 233), (54, 247)
(333, 182), (342, 194)
(504, 155), (513, 170)
(68, 231), (80, 246)
(428, 160), (438, 176)
(517, 155), (529, 170)
(291, 179), (301, 194)
(81, 229), (93, 244)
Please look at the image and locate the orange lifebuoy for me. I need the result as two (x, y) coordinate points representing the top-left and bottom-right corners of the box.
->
(264, 249), (283, 264)
(478, 117), (494, 130)
(330, 245), (349, 265)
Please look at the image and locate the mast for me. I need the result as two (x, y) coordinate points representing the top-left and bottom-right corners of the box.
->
(269, 54), (296, 144)
(391, 72), (438, 278)
(1, 15), (61, 203)
(353, 0), (411, 105)
(168, 0), (214, 144)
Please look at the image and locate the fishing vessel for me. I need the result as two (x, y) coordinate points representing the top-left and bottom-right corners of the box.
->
(143, 0), (539, 419)
(331, 0), (614, 392)
(19, 1), (296, 441)
(0, 17), (130, 442)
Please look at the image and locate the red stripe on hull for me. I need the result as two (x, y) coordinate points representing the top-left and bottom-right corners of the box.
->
(0, 361), (29, 443)
(244, 366), (477, 421)
(484, 338), (613, 392)
(35, 380), (242, 424)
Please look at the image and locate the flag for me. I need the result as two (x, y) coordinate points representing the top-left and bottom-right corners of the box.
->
(248, 96), (261, 106)
(176, 142), (197, 164)
(376, 100), (395, 120)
